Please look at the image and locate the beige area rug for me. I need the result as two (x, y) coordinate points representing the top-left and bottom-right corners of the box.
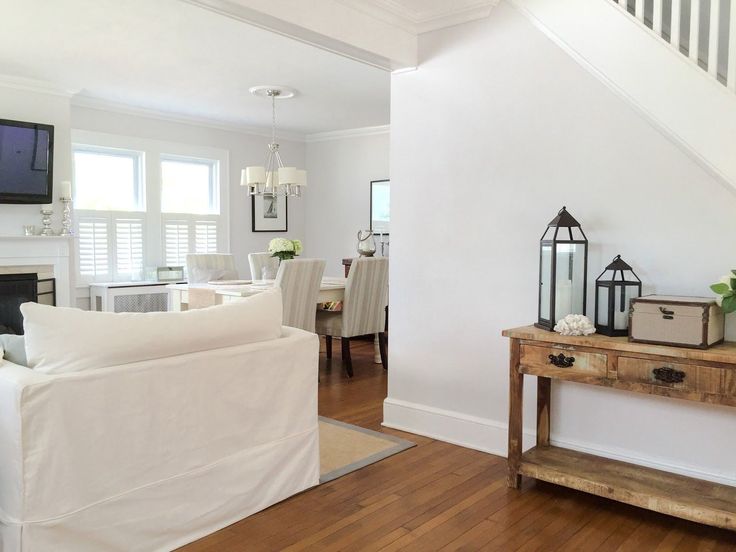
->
(319, 417), (415, 483)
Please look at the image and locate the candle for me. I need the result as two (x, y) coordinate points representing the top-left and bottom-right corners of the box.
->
(59, 181), (72, 199)
(42, 204), (53, 211)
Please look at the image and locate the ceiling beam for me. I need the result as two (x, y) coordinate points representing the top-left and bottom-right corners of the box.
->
(180, 0), (418, 71)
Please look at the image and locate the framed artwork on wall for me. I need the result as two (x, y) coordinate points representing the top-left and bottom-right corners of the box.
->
(370, 179), (390, 234)
(252, 193), (288, 232)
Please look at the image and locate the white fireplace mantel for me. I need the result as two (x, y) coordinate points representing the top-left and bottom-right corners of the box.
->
(0, 236), (73, 307)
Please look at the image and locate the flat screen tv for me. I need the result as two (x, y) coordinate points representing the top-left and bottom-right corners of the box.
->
(0, 118), (54, 204)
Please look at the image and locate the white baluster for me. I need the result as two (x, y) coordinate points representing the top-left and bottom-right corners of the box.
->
(708, 0), (721, 78)
(635, 0), (644, 22)
(671, 0), (682, 52)
(619, 0), (628, 12)
(728, 0), (736, 90)
(653, 0), (663, 34)
(689, 0), (701, 63)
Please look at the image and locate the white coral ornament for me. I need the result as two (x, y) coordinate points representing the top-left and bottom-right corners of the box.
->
(553, 314), (596, 336)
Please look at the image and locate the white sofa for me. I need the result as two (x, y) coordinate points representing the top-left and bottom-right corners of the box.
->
(0, 293), (320, 551)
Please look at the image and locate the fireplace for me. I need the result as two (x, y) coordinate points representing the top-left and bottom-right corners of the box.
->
(0, 274), (38, 335)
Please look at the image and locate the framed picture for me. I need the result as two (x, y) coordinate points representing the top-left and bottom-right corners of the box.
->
(252, 193), (288, 232)
(370, 179), (390, 234)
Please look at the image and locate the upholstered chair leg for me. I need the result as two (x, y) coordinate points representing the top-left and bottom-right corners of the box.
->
(378, 332), (388, 370)
(325, 335), (332, 359)
(341, 337), (353, 377)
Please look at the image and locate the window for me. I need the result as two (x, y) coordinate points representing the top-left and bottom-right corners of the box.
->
(73, 147), (143, 211)
(161, 157), (218, 215)
(72, 133), (228, 285)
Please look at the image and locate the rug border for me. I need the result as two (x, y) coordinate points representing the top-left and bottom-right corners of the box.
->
(318, 416), (416, 484)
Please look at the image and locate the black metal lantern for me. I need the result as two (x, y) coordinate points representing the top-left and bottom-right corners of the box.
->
(536, 206), (588, 331)
(595, 255), (642, 336)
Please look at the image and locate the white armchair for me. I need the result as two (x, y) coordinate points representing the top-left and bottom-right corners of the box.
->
(275, 259), (326, 333)
(315, 257), (388, 377)
(248, 252), (279, 281)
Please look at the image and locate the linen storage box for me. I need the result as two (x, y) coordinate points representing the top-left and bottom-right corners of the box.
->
(629, 295), (725, 349)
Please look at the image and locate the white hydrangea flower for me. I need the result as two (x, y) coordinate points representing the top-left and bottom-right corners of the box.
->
(553, 314), (596, 336)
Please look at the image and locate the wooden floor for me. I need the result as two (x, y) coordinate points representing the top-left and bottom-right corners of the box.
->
(180, 340), (736, 551)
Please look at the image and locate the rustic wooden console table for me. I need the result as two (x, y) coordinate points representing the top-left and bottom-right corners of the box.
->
(503, 325), (736, 530)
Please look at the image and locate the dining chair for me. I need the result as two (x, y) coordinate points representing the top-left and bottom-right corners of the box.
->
(186, 254), (238, 284)
(274, 258), (326, 333)
(248, 252), (280, 281)
(315, 257), (388, 377)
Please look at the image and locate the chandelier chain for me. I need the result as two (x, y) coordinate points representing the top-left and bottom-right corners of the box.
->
(271, 92), (276, 145)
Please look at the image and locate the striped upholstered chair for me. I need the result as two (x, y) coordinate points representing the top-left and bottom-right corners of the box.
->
(186, 254), (238, 284)
(315, 257), (388, 377)
(274, 259), (326, 333)
(248, 252), (280, 281)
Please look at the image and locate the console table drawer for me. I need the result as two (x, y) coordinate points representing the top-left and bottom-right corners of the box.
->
(520, 344), (607, 377)
(617, 356), (727, 395)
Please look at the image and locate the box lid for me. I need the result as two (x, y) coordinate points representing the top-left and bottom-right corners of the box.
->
(633, 295), (717, 306)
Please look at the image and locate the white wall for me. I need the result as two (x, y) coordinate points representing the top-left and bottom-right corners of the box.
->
(304, 130), (390, 276)
(385, 1), (736, 485)
(0, 86), (72, 235)
(71, 106), (307, 279)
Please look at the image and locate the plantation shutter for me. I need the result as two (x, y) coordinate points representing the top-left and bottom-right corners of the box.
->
(195, 221), (217, 253)
(164, 221), (189, 266)
(78, 219), (110, 278)
(115, 219), (144, 279)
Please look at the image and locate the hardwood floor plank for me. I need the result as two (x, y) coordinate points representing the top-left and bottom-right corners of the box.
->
(179, 343), (736, 552)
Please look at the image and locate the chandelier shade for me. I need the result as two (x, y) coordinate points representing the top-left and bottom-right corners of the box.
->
(242, 87), (306, 198)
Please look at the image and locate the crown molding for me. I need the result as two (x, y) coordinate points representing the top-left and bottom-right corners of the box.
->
(337, 0), (499, 34)
(70, 95), (307, 142)
(0, 74), (79, 98)
(305, 124), (390, 142)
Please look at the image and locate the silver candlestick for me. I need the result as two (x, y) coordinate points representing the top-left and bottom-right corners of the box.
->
(60, 197), (73, 236)
(40, 206), (54, 236)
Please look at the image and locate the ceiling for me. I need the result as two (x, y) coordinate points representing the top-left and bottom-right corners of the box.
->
(341, 0), (498, 33)
(0, 0), (391, 136)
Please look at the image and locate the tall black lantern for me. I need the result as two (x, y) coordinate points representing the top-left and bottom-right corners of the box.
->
(595, 255), (641, 336)
(536, 206), (588, 331)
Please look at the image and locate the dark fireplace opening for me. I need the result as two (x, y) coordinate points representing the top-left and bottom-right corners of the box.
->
(0, 273), (38, 335)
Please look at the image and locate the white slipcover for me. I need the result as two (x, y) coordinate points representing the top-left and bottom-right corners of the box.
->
(0, 326), (319, 552)
(21, 290), (282, 374)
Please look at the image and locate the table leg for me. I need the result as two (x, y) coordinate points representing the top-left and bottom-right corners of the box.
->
(537, 377), (551, 448)
(507, 338), (523, 489)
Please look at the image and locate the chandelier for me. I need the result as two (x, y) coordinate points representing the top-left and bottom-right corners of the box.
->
(241, 86), (306, 197)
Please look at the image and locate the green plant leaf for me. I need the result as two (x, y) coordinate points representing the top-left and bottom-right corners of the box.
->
(710, 283), (731, 295)
(722, 295), (736, 313)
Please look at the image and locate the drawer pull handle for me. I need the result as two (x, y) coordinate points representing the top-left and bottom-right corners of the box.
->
(548, 353), (575, 368)
(652, 367), (686, 384)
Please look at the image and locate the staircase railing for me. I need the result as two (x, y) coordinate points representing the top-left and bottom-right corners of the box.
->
(613, 0), (736, 92)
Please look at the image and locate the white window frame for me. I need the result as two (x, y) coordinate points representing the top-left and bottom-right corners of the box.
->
(71, 130), (229, 288)
(73, 144), (145, 212)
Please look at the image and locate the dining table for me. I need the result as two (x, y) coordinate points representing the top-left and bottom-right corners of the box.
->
(165, 277), (383, 364)
(166, 277), (347, 311)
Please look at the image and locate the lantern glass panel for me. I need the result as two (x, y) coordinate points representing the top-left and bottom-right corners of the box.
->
(554, 243), (586, 320)
(540, 244), (552, 321)
(613, 284), (640, 331)
(597, 286), (609, 326)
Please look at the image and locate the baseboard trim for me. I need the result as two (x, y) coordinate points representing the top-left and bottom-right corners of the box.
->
(383, 397), (736, 486)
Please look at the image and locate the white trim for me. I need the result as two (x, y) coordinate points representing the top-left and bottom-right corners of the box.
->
(0, 74), (79, 98)
(305, 125), (390, 143)
(509, 0), (736, 196)
(71, 95), (306, 143)
(338, 0), (500, 34)
(180, 0), (406, 71)
(383, 397), (736, 486)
